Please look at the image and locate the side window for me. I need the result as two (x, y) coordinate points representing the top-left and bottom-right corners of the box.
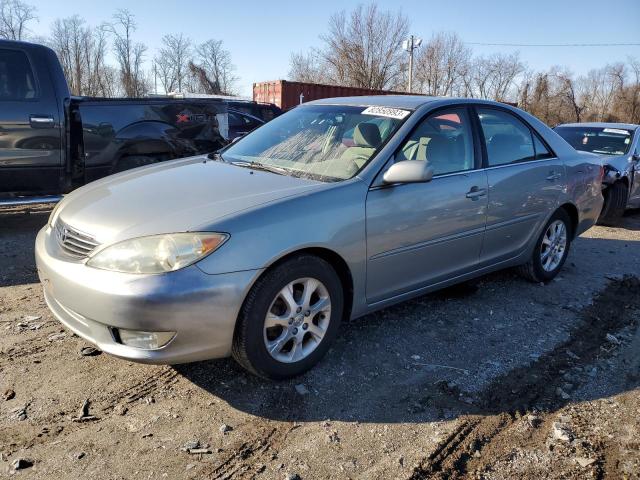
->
(396, 108), (475, 176)
(0, 49), (37, 101)
(533, 134), (553, 159)
(477, 109), (535, 166)
(228, 113), (248, 128)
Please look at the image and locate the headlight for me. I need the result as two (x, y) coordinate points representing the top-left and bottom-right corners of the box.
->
(86, 232), (228, 274)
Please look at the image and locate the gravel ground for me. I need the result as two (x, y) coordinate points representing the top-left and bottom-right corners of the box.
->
(1, 205), (639, 479)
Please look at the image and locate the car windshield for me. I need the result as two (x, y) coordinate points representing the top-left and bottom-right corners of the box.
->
(555, 126), (634, 156)
(220, 104), (409, 181)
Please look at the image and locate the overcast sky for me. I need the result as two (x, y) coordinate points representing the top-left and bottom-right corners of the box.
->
(25, 0), (640, 97)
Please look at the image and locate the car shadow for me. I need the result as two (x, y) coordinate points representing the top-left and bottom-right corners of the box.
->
(176, 237), (640, 424)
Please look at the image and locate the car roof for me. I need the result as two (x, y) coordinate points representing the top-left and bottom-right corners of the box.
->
(306, 95), (440, 109)
(306, 95), (526, 111)
(556, 122), (639, 131)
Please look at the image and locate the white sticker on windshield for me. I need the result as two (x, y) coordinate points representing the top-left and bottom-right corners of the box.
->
(603, 128), (630, 135)
(361, 106), (410, 119)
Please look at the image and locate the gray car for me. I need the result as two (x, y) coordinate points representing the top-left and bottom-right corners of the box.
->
(35, 96), (604, 379)
(555, 122), (640, 224)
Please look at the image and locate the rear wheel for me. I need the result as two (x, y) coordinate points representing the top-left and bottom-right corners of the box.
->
(597, 181), (628, 226)
(232, 255), (343, 379)
(517, 209), (572, 283)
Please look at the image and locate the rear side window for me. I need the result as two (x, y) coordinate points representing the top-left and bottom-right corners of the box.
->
(0, 49), (37, 101)
(477, 108), (536, 166)
(533, 134), (553, 159)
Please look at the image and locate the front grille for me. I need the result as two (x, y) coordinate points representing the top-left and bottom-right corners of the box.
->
(55, 221), (100, 259)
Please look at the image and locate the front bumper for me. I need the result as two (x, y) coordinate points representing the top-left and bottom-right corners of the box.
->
(35, 225), (261, 364)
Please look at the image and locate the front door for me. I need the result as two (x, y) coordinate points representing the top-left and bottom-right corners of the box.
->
(474, 107), (565, 265)
(365, 107), (488, 304)
(0, 47), (63, 195)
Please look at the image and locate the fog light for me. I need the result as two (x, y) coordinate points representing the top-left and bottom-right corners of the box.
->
(115, 329), (176, 350)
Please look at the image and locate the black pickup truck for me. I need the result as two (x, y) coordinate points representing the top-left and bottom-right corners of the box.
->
(0, 40), (275, 205)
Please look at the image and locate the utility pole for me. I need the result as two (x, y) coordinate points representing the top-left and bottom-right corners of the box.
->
(153, 61), (158, 95)
(402, 35), (422, 93)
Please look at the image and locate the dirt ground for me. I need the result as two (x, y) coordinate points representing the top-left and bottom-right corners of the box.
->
(1, 205), (639, 480)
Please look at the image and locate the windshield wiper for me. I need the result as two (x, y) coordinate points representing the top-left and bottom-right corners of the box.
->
(231, 160), (289, 176)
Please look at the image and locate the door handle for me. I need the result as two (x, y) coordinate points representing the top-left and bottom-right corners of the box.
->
(29, 115), (55, 128)
(546, 171), (562, 181)
(465, 186), (487, 200)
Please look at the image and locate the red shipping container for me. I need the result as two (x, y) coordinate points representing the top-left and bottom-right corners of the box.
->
(253, 80), (410, 111)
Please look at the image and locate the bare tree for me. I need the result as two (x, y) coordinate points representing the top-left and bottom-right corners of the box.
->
(582, 63), (626, 121)
(189, 39), (237, 95)
(154, 33), (191, 93)
(0, 0), (36, 40)
(413, 32), (471, 96)
(110, 9), (148, 97)
(49, 16), (116, 96)
(290, 4), (408, 90)
(554, 69), (584, 123)
(620, 57), (640, 123)
(289, 49), (329, 84)
(517, 67), (585, 125)
(467, 52), (525, 101)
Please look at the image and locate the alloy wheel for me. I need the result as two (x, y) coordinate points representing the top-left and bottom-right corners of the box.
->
(263, 277), (332, 363)
(540, 220), (567, 272)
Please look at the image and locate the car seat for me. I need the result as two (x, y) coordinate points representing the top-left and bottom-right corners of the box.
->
(340, 123), (382, 170)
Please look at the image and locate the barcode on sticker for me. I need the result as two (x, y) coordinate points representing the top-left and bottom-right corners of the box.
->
(362, 106), (410, 119)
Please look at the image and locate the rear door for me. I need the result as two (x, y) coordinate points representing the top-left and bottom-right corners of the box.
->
(0, 46), (63, 194)
(365, 107), (488, 303)
(474, 106), (564, 265)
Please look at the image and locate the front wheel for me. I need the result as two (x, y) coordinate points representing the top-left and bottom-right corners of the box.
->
(232, 255), (343, 380)
(517, 209), (572, 283)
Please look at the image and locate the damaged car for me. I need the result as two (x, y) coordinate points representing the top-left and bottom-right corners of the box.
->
(555, 123), (640, 224)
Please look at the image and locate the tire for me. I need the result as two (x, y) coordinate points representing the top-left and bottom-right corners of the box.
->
(113, 155), (158, 173)
(597, 181), (628, 226)
(232, 255), (344, 380)
(517, 209), (573, 283)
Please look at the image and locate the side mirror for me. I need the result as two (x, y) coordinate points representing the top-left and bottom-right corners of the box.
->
(632, 153), (640, 162)
(383, 160), (434, 184)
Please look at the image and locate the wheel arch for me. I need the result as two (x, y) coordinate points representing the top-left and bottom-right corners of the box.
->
(558, 202), (579, 239)
(256, 247), (354, 322)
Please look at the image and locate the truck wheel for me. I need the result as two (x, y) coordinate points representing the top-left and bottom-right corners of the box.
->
(232, 255), (343, 380)
(597, 182), (628, 226)
(113, 155), (157, 173)
(517, 209), (572, 283)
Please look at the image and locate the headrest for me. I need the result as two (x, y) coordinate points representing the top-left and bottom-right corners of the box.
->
(353, 123), (382, 148)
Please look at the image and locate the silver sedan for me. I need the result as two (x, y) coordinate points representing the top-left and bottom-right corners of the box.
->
(36, 96), (604, 379)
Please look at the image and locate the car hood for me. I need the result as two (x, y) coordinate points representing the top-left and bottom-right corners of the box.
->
(57, 156), (325, 244)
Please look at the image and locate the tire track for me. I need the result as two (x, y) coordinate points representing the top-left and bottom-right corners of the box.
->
(208, 424), (292, 480)
(109, 367), (179, 406)
(409, 275), (640, 479)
